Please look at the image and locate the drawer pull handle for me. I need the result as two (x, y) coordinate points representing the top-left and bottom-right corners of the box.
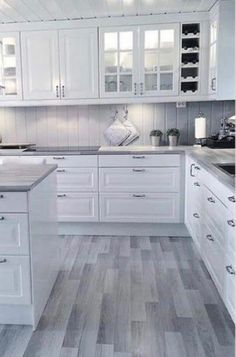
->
(57, 194), (67, 198)
(228, 196), (235, 203)
(226, 265), (236, 275)
(132, 169), (145, 172)
(206, 234), (214, 241)
(193, 213), (200, 218)
(0, 258), (7, 264)
(227, 220), (235, 227)
(53, 157), (65, 160)
(132, 155), (145, 159)
(57, 169), (66, 173)
(207, 197), (215, 203)
(0, 195), (4, 199)
(0, 217), (5, 221)
(190, 163), (195, 177)
(133, 194), (146, 198)
(194, 182), (200, 187)
(195, 166), (200, 171)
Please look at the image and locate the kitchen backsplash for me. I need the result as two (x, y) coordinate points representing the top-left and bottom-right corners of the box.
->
(0, 101), (234, 146)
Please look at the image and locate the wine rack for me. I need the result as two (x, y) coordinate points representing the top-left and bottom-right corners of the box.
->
(180, 23), (200, 94)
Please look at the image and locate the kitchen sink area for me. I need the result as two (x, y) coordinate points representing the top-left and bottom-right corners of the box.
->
(214, 163), (235, 176)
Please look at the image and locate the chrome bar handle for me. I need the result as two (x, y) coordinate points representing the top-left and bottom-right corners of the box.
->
(53, 156), (65, 160)
(133, 194), (146, 198)
(56, 85), (59, 98)
(57, 169), (66, 173)
(140, 82), (144, 95)
(134, 83), (137, 95)
(132, 155), (145, 159)
(61, 85), (65, 97)
(57, 194), (67, 198)
(132, 169), (146, 172)
(190, 163), (195, 177)
(226, 265), (236, 275)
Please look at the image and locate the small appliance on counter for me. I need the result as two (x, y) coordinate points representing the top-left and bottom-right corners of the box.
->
(204, 116), (235, 149)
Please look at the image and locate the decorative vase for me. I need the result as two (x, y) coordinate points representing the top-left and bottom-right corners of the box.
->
(168, 135), (179, 146)
(150, 136), (161, 147)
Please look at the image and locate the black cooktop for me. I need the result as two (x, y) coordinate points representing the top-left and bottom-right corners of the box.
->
(25, 146), (100, 153)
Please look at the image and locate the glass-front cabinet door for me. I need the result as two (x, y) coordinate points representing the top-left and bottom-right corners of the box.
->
(0, 32), (22, 100)
(139, 24), (179, 96)
(100, 27), (138, 97)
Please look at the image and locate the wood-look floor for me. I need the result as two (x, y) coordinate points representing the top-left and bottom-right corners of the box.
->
(0, 236), (235, 357)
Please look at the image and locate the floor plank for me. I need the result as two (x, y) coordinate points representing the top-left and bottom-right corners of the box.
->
(0, 235), (234, 357)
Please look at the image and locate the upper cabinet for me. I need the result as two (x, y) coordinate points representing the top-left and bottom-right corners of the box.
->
(21, 31), (60, 100)
(21, 28), (99, 100)
(208, 0), (235, 100)
(99, 24), (179, 98)
(0, 32), (22, 100)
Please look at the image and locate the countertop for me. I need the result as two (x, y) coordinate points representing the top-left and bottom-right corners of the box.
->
(0, 164), (57, 191)
(188, 148), (235, 190)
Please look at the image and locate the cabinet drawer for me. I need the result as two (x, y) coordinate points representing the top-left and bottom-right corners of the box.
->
(99, 167), (180, 192)
(57, 192), (98, 222)
(45, 155), (97, 167)
(0, 214), (29, 255)
(0, 192), (28, 213)
(100, 193), (180, 223)
(57, 168), (98, 192)
(0, 255), (31, 305)
(99, 154), (180, 167)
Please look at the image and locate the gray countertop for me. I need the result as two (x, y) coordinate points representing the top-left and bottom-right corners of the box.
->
(187, 148), (235, 190)
(0, 164), (57, 192)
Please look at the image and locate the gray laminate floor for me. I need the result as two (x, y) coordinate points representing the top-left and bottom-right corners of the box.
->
(0, 236), (235, 357)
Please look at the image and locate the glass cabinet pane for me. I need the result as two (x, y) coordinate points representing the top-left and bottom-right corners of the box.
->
(105, 52), (118, 73)
(159, 50), (174, 71)
(145, 73), (157, 91)
(144, 52), (157, 72)
(0, 36), (19, 97)
(160, 73), (173, 90)
(120, 75), (132, 92)
(160, 29), (174, 48)
(120, 32), (133, 50)
(104, 33), (118, 51)
(120, 52), (133, 73)
(145, 30), (158, 49)
(105, 75), (117, 92)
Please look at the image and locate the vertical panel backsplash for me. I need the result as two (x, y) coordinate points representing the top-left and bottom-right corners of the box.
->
(0, 101), (234, 146)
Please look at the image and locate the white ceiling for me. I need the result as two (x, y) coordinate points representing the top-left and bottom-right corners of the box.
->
(0, 0), (218, 24)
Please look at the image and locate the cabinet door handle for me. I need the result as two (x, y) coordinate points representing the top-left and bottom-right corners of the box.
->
(207, 197), (215, 203)
(57, 169), (66, 173)
(56, 85), (60, 98)
(132, 155), (145, 159)
(193, 213), (200, 218)
(53, 156), (65, 160)
(226, 265), (236, 275)
(61, 85), (65, 97)
(134, 82), (137, 95)
(57, 194), (67, 198)
(190, 163), (195, 177)
(211, 77), (216, 91)
(206, 234), (214, 241)
(228, 196), (235, 203)
(132, 168), (145, 172)
(140, 82), (144, 95)
(0, 194), (4, 199)
(0, 258), (7, 264)
(194, 182), (200, 187)
(0, 216), (5, 221)
(133, 194), (146, 198)
(227, 220), (235, 227)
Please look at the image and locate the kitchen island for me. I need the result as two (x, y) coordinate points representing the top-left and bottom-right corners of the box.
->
(0, 164), (60, 329)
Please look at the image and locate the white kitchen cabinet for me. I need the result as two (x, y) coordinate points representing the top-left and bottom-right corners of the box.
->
(0, 255), (31, 305)
(57, 192), (99, 222)
(99, 23), (179, 98)
(59, 28), (98, 99)
(0, 32), (22, 100)
(100, 192), (180, 223)
(21, 30), (60, 100)
(0, 214), (29, 255)
(224, 250), (236, 322)
(99, 154), (180, 167)
(99, 167), (180, 193)
(57, 167), (98, 192)
(208, 0), (235, 99)
(0, 192), (28, 213)
(139, 24), (179, 96)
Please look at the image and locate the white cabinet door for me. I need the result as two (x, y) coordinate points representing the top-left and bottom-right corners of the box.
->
(100, 193), (180, 223)
(139, 23), (179, 96)
(57, 192), (99, 222)
(0, 255), (31, 305)
(0, 214), (29, 255)
(57, 168), (98, 192)
(99, 26), (139, 98)
(0, 32), (22, 100)
(99, 167), (180, 193)
(209, 17), (218, 94)
(59, 28), (98, 99)
(21, 30), (60, 100)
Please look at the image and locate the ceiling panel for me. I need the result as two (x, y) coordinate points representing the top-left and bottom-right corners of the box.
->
(0, 0), (218, 23)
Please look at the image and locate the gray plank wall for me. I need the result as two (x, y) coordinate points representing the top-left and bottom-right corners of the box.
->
(0, 101), (234, 146)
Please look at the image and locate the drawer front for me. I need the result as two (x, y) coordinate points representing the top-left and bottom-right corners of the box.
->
(99, 154), (180, 167)
(224, 251), (236, 322)
(99, 167), (180, 193)
(0, 192), (28, 213)
(57, 168), (98, 192)
(0, 255), (31, 305)
(0, 214), (29, 255)
(57, 192), (99, 222)
(100, 193), (180, 223)
(45, 155), (97, 168)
